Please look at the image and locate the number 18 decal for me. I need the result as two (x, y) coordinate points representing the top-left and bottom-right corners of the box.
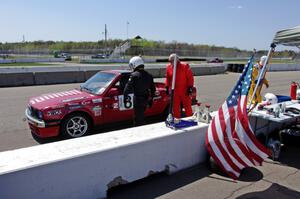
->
(118, 94), (134, 110)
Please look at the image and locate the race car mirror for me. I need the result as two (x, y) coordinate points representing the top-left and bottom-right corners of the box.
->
(118, 94), (134, 110)
(107, 87), (119, 97)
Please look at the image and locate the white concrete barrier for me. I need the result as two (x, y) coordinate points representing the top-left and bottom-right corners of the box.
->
(80, 58), (156, 64)
(0, 64), (226, 87)
(0, 121), (208, 199)
(0, 72), (35, 87)
(0, 58), (65, 63)
(226, 63), (300, 73)
(269, 63), (300, 71)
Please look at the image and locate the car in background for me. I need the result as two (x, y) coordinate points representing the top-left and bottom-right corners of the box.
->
(91, 54), (108, 59)
(25, 70), (198, 139)
(54, 51), (72, 61)
(207, 58), (223, 63)
(0, 54), (9, 59)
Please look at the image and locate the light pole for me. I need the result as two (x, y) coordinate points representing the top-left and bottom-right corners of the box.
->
(102, 24), (108, 55)
(126, 21), (129, 40)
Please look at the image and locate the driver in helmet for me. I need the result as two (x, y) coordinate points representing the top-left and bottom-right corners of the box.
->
(124, 56), (156, 126)
(248, 55), (270, 104)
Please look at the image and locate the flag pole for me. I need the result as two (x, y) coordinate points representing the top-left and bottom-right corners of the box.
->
(167, 55), (178, 122)
(247, 43), (276, 110)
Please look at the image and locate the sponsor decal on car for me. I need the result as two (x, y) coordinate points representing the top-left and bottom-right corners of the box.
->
(47, 109), (62, 116)
(82, 101), (91, 105)
(68, 105), (82, 110)
(92, 98), (102, 104)
(92, 106), (102, 116)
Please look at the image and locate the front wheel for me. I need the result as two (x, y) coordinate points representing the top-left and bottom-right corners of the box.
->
(60, 113), (91, 138)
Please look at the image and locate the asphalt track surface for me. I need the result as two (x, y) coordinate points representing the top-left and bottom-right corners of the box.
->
(1, 71), (300, 198)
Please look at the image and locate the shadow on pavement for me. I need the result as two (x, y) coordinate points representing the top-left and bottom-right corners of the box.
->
(208, 156), (264, 182)
(278, 145), (300, 170)
(107, 164), (212, 199)
(236, 183), (300, 199)
(107, 163), (264, 199)
(31, 132), (61, 144)
(238, 167), (264, 182)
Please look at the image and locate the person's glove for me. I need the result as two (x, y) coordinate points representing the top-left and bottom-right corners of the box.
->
(165, 87), (169, 95)
(187, 86), (193, 96)
(147, 99), (153, 108)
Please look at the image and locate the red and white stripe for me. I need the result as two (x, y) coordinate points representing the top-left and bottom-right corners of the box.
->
(30, 90), (82, 104)
(206, 95), (270, 179)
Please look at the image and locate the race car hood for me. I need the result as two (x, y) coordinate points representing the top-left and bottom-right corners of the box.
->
(28, 89), (95, 110)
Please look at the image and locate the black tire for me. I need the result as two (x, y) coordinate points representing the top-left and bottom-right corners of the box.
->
(238, 64), (244, 73)
(232, 65), (238, 73)
(227, 64), (233, 72)
(60, 113), (91, 138)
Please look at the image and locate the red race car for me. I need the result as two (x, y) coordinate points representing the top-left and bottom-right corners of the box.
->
(25, 70), (197, 139)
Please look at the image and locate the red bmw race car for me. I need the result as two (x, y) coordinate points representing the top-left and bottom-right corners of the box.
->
(25, 70), (197, 139)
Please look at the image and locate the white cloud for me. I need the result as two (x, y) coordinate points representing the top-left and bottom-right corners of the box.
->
(229, 5), (243, 9)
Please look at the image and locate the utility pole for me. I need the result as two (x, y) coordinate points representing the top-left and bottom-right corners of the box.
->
(126, 21), (129, 40)
(104, 24), (107, 55)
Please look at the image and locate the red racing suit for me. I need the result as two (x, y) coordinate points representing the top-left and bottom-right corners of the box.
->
(165, 61), (194, 118)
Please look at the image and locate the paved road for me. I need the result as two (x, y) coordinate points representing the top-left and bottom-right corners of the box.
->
(108, 145), (300, 199)
(1, 71), (300, 198)
(0, 71), (297, 152)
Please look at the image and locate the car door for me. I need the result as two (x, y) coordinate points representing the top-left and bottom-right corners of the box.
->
(102, 74), (134, 123)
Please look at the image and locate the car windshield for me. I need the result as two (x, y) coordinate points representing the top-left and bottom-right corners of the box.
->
(80, 72), (116, 95)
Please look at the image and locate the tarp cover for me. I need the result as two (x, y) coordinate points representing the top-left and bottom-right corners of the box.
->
(273, 26), (300, 47)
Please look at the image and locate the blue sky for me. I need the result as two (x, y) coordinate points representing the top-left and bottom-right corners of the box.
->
(0, 0), (299, 50)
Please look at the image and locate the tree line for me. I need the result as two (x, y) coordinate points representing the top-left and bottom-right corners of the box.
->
(0, 39), (296, 58)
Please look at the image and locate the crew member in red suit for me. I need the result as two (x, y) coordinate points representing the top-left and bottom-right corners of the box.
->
(165, 53), (194, 118)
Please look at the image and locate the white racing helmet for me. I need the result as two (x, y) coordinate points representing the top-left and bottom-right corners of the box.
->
(263, 93), (278, 104)
(259, 55), (268, 66)
(168, 53), (179, 63)
(129, 56), (144, 70)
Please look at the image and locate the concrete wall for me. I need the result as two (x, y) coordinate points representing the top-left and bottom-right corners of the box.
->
(269, 63), (300, 71)
(0, 58), (65, 63)
(80, 58), (156, 64)
(0, 121), (208, 199)
(226, 63), (300, 73)
(34, 71), (85, 84)
(0, 64), (226, 87)
(191, 64), (226, 75)
(0, 72), (35, 86)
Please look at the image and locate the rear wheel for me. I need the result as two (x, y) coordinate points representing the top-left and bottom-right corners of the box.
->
(60, 113), (91, 138)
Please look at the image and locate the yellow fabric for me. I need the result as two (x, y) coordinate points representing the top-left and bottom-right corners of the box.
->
(248, 64), (269, 104)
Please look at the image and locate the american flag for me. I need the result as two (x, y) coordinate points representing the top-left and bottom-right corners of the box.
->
(205, 55), (271, 179)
